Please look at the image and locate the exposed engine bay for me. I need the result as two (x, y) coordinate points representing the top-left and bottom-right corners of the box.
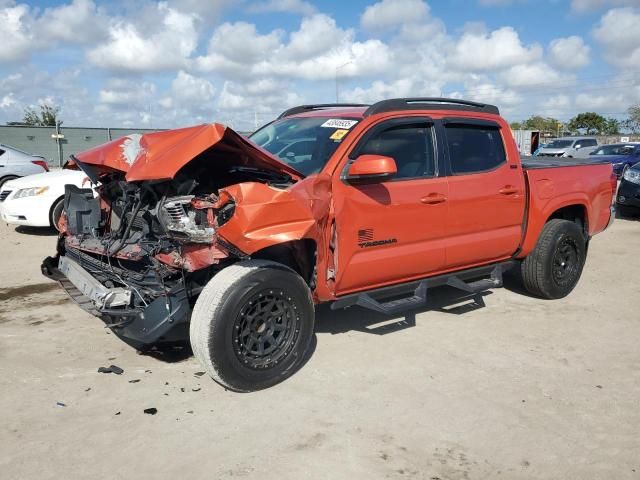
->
(40, 123), (320, 347)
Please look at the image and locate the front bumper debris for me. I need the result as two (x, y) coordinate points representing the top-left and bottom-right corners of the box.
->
(58, 256), (132, 309)
(42, 255), (191, 346)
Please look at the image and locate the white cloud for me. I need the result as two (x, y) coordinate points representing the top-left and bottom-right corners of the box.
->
(87, 3), (199, 72)
(500, 62), (570, 87)
(99, 79), (156, 106)
(0, 4), (34, 62)
(448, 27), (542, 71)
(571, 0), (640, 12)
(592, 7), (640, 68)
(540, 95), (572, 116)
(548, 36), (591, 69)
(159, 71), (215, 109)
(247, 0), (316, 16)
(36, 0), (107, 44)
(361, 0), (429, 31)
(197, 14), (393, 81)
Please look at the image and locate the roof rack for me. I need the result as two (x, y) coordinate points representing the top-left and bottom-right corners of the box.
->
(364, 98), (500, 117)
(277, 103), (370, 120)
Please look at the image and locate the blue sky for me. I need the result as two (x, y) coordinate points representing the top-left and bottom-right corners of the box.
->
(0, 0), (639, 130)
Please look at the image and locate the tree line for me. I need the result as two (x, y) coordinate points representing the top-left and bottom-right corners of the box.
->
(510, 104), (640, 136)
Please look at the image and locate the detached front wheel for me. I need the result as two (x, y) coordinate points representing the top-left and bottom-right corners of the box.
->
(190, 260), (315, 392)
(521, 219), (586, 299)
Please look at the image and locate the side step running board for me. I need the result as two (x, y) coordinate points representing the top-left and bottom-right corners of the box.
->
(331, 262), (512, 316)
(446, 265), (503, 294)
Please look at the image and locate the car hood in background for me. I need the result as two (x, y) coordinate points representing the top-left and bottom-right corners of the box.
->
(1, 169), (87, 190)
(538, 148), (569, 155)
(72, 123), (303, 182)
(587, 154), (635, 164)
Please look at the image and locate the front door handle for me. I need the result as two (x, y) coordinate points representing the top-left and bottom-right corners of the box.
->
(420, 193), (447, 205)
(499, 186), (519, 195)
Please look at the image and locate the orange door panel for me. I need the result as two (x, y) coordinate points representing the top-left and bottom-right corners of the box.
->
(442, 123), (526, 268)
(332, 178), (449, 294)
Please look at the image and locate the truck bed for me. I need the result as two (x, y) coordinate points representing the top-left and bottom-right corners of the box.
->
(521, 156), (610, 169)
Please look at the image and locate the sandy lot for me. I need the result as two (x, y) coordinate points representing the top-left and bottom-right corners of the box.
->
(0, 217), (639, 480)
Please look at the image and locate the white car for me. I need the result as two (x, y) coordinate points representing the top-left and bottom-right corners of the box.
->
(0, 169), (89, 231)
(0, 143), (50, 189)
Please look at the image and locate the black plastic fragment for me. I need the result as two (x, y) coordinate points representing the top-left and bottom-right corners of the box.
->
(97, 365), (124, 375)
(144, 408), (158, 415)
(128, 379), (141, 384)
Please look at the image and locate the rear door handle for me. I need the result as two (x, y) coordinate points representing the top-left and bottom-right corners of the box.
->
(499, 186), (519, 195)
(420, 193), (447, 205)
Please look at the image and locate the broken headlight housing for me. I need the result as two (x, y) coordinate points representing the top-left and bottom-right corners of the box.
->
(159, 195), (215, 243)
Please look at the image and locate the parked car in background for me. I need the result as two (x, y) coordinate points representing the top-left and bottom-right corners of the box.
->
(0, 168), (88, 231)
(0, 144), (50, 189)
(617, 161), (640, 215)
(589, 143), (640, 178)
(536, 137), (598, 158)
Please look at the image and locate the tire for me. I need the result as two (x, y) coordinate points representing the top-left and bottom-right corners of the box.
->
(0, 175), (19, 190)
(190, 260), (315, 392)
(521, 219), (586, 299)
(50, 197), (65, 231)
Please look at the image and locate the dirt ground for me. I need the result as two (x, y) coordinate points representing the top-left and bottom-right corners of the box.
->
(0, 216), (638, 480)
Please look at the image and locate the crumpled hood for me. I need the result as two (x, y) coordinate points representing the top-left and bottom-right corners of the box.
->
(73, 123), (302, 182)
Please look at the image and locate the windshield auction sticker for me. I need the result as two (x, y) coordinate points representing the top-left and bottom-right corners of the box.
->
(321, 119), (358, 129)
(330, 129), (349, 141)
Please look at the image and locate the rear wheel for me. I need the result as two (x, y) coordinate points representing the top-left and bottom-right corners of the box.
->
(50, 197), (65, 231)
(190, 260), (315, 392)
(521, 219), (586, 299)
(0, 175), (19, 190)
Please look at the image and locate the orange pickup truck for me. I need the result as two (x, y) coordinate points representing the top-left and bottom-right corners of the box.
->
(42, 98), (616, 391)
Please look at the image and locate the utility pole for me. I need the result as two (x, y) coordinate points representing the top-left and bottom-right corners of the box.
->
(335, 60), (353, 103)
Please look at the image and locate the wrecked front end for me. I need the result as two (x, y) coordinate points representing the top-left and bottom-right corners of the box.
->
(41, 176), (243, 347)
(41, 123), (303, 347)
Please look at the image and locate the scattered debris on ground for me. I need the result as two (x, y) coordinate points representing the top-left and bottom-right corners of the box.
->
(143, 408), (158, 415)
(98, 365), (124, 375)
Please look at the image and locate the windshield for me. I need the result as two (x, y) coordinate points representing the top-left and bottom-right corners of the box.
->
(249, 117), (360, 176)
(591, 144), (635, 156)
(546, 140), (573, 149)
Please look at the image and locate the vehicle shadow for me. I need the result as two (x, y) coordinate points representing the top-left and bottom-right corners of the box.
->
(315, 285), (492, 336)
(501, 268), (538, 298)
(15, 225), (58, 236)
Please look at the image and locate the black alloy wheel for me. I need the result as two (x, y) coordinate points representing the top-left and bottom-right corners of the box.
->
(233, 289), (301, 370)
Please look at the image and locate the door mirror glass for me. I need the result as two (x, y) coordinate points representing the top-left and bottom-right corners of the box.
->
(346, 155), (397, 184)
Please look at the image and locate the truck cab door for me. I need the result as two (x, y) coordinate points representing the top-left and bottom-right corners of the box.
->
(439, 119), (526, 269)
(331, 118), (449, 295)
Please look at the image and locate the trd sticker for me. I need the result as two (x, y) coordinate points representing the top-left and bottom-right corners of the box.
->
(357, 228), (397, 248)
(321, 119), (358, 129)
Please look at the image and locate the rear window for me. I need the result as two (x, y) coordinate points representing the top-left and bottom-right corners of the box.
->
(444, 125), (506, 174)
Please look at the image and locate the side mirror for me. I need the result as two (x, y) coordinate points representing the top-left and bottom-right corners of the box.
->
(346, 155), (397, 184)
(575, 144), (582, 149)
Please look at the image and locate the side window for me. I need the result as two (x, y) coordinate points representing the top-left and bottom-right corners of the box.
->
(357, 124), (435, 179)
(444, 125), (506, 175)
(586, 139), (597, 147)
